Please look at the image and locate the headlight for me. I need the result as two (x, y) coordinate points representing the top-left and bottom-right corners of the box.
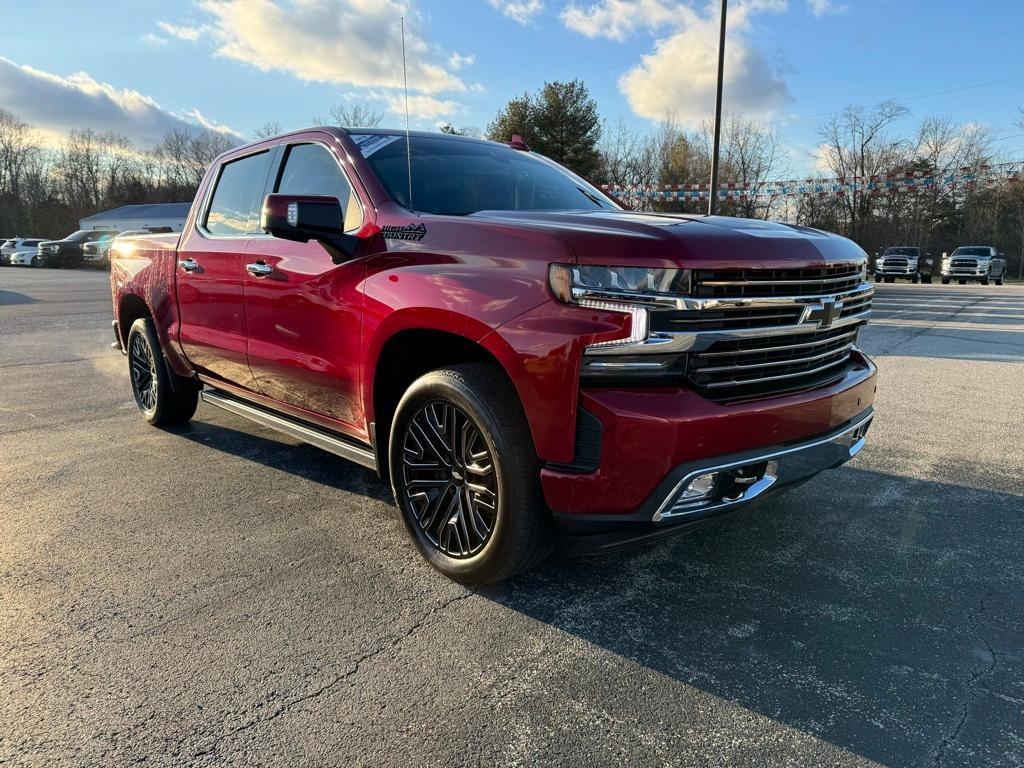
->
(549, 264), (689, 350)
(548, 264), (689, 303)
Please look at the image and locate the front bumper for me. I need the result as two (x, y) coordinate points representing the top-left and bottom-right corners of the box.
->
(556, 405), (874, 554)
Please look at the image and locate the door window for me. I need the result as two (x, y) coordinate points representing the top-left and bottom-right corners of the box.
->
(205, 151), (273, 236)
(275, 143), (363, 232)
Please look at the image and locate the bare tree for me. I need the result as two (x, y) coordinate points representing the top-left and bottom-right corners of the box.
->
(313, 103), (384, 128)
(818, 100), (910, 242)
(254, 120), (283, 139)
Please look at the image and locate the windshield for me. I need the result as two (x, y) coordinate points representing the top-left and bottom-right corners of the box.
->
(352, 134), (618, 215)
(952, 247), (991, 256)
(885, 247), (918, 256)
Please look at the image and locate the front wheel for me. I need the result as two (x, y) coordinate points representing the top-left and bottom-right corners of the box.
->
(941, 278), (950, 285)
(127, 318), (198, 426)
(912, 275), (920, 284)
(389, 364), (553, 584)
(996, 277), (1004, 286)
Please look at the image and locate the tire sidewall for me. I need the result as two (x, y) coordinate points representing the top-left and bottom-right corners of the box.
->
(388, 373), (517, 582)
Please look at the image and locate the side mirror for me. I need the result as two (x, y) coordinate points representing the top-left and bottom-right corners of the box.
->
(261, 194), (345, 243)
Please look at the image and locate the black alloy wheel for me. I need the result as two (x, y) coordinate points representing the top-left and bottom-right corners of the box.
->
(129, 331), (159, 412)
(389, 365), (553, 584)
(126, 318), (199, 426)
(401, 400), (498, 558)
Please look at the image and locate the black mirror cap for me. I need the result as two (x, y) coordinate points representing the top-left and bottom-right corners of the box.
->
(261, 194), (344, 243)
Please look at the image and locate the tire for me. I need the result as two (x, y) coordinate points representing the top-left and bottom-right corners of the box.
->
(30, 256), (39, 267)
(389, 364), (553, 584)
(924, 276), (933, 284)
(981, 277), (990, 286)
(941, 278), (950, 285)
(126, 318), (199, 427)
(996, 277), (1004, 286)
(912, 275), (920, 284)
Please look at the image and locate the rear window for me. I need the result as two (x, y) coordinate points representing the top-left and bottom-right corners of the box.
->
(205, 150), (273, 236)
(352, 134), (617, 216)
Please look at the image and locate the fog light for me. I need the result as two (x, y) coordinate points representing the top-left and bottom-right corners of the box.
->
(679, 471), (718, 503)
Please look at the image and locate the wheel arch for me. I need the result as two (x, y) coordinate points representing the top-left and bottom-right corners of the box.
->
(370, 327), (534, 478)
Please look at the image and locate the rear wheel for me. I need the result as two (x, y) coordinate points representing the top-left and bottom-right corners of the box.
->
(996, 276), (1004, 286)
(941, 278), (950, 285)
(389, 364), (553, 584)
(30, 256), (38, 267)
(127, 318), (199, 426)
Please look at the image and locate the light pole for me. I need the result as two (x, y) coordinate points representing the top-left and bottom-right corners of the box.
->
(708, 0), (727, 216)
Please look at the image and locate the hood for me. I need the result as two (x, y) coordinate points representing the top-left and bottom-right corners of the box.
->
(465, 210), (865, 270)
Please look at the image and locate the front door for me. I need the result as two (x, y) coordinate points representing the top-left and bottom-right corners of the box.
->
(243, 139), (369, 438)
(176, 148), (275, 390)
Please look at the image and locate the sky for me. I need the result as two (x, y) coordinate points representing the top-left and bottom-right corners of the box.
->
(2, 0), (1023, 175)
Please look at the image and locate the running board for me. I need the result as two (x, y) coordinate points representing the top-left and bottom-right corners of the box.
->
(200, 389), (377, 471)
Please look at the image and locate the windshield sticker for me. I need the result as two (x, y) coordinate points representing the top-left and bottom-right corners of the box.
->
(350, 134), (402, 157)
(381, 223), (426, 242)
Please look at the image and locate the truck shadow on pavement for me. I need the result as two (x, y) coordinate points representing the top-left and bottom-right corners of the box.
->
(484, 466), (1024, 767)
(168, 419), (391, 504)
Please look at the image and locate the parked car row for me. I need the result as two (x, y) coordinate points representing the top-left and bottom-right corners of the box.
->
(1, 227), (173, 269)
(0, 238), (46, 267)
(873, 245), (1008, 285)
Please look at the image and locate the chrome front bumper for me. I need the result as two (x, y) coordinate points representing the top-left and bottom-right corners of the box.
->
(653, 410), (873, 522)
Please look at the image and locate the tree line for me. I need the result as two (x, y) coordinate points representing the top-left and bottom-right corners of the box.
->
(2, 85), (1022, 277)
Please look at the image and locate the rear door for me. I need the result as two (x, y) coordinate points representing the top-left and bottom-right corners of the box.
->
(176, 148), (276, 389)
(242, 138), (370, 437)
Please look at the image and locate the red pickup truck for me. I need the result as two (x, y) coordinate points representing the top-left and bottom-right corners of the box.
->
(110, 127), (877, 584)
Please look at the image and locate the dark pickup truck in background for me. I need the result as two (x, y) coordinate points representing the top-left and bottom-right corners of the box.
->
(110, 127), (877, 584)
(874, 246), (933, 283)
(38, 229), (118, 268)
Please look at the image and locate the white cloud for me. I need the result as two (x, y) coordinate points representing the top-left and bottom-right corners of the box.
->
(197, 0), (465, 95)
(562, 0), (690, 40)
(143, 33), (169, 46)
(157, 21), (204, 41)
(563, 1), (791, 124)
(448, 51), (476, 71)
(487, 0), (545, 24)
(381, 93), (461, 120)
(0, 57), (241, 147)
(806, 0), (846, 16)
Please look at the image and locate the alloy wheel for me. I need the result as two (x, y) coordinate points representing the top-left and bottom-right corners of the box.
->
(130, 334), (158, 411)
(400, 401), (498, 558)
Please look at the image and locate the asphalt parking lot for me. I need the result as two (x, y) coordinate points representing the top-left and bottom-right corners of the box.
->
(1, 268), (1022, 767)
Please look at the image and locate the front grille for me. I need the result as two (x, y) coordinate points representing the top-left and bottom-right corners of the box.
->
(838, 289), (872, 319)
(881, 258), (909, 267)
(687, 324), (863, 401)
(650, 306), (804, 332)
(950, 258), (977, 269)
(691, 264), (862, 298)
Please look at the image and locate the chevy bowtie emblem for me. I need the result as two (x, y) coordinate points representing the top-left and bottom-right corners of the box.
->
(807, 297), (843, 328)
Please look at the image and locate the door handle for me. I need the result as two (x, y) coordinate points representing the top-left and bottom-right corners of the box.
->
(179, 258), (200, 272)
(246, 261), (273, 277)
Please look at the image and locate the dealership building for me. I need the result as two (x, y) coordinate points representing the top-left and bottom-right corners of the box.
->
(79, 202), (191, 233)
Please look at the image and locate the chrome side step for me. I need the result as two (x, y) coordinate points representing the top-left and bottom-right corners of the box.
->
(200, 389), (377, 470)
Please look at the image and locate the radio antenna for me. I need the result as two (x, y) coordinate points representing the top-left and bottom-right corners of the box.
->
(401, 16), (413, 210)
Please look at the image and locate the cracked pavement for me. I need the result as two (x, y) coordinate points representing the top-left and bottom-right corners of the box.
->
(1, 269), (1023, 767)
